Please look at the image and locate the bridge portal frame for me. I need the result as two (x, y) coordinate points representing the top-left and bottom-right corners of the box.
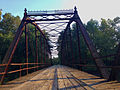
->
(0, 7), (110, 84)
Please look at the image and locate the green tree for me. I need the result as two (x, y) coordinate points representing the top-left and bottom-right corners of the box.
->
(0, 13), (21, 34)
(58, 17), (120, 68)
(0, 13), (21, 63)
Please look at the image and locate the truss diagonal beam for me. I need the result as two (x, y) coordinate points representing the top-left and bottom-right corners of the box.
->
(73, 9), (109, 79)
(1, 17), (51, 84)
(60, 20), (73, 64)
(1, 17), (27, 84)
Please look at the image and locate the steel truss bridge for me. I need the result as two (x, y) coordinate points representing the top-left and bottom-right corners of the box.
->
(0, 7), (120, 85)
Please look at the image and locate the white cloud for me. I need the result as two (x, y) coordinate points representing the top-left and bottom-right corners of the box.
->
(62, 0), (120, 23)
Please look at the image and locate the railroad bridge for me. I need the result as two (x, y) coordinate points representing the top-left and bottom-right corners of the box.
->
(0, 7), (120, 89)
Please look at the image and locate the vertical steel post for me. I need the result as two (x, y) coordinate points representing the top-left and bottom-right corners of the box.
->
(63, 32), (68, 65)
(25, 24), (28, 74)
(60, 21), (73, 65)
(40, 35), (43, 63)
(46, 44), (48, 64)
(61, 34), (66, 65)
(60, 39), (64, 65)
(74, 7), (109, 79)
(50, 52), (52, 65)
(19, 65), (21, 78)
(64, 34), (67, 65)
(35, 27), (38, 70)
(34, 40), (36, 71)
(28, 31), (36, 71)
(0, 8), (27, 84)
(63, 34), (65, 65)
(44, 40), (46, 64)
(76, 23), (82, 70)
(68, 26), (74, 64)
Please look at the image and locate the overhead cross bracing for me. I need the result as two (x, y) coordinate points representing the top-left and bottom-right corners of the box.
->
(22, 7), (110, 79)
(26, 9), (74, 58)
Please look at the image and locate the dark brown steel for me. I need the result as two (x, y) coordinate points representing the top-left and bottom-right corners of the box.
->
(68, 26), (74, 64)
(73, 7), (109, 79)
(30, 22), (48, 43)
(44, 40), (46, 63)
(64, 32), (68, 65)
(28, 31), (36, 71)
(0, 63), (50, 75)
(19, 65), (21, 77)
(46, 44), (49, 63)
(60, 20), (73, 65)
(40, 36), (43, 63)
(0, 8), (51, 84)
(25, 24), (29, 74)
(0, 19), (27, 84)
(35, 27), (38, 70)
(76, 23), (82, 65)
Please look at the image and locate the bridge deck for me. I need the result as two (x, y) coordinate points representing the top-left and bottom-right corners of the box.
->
(1, 65), (120, 90)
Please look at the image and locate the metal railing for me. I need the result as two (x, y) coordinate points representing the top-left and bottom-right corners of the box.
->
(0, 62), (50, 84)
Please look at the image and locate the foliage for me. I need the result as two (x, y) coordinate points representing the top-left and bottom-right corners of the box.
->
(0, 12), (52, 82)
(52, 58), (60, 65)
(0, 13), (21, 63)
(57, 17), (120, 72)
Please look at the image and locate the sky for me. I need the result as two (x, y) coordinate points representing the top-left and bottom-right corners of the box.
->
(1, 0), (120, 23)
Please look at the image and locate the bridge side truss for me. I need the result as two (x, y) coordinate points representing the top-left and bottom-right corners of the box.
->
(0, 7), (115, 84)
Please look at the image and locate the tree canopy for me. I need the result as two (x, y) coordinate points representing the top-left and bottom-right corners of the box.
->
(0, 13), (21, 63)
(57, 17), (120, 68)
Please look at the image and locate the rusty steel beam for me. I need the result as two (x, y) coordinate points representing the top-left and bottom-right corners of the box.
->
(27, 12), (74, 16)
(0, 63), (53, 67)
(64, 32), (68, 65)
(30, 21), (51, 64)
(1, 18), (27, 84)
(1, 8), (28, 84)
(25, 24), (29, 74)
(28, 31), (36, 71)
(0, 63), (51, 75)
(31, 22), (51, 68)
(76, 22), (83, 70)
(28, 31), (36, 58)
(35, 27), (38, 70)
(76, 23), (82, 64)
(68, 27), (74, 64)
(60, 20), (73, 65)
(25, 18), (71, 22)
(73, 7), (109, 79)
(40, 37), (43, 63)
(30, 22), (49, 46)
(44, 40), (46, 64)
(0, 8), (50, 84)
